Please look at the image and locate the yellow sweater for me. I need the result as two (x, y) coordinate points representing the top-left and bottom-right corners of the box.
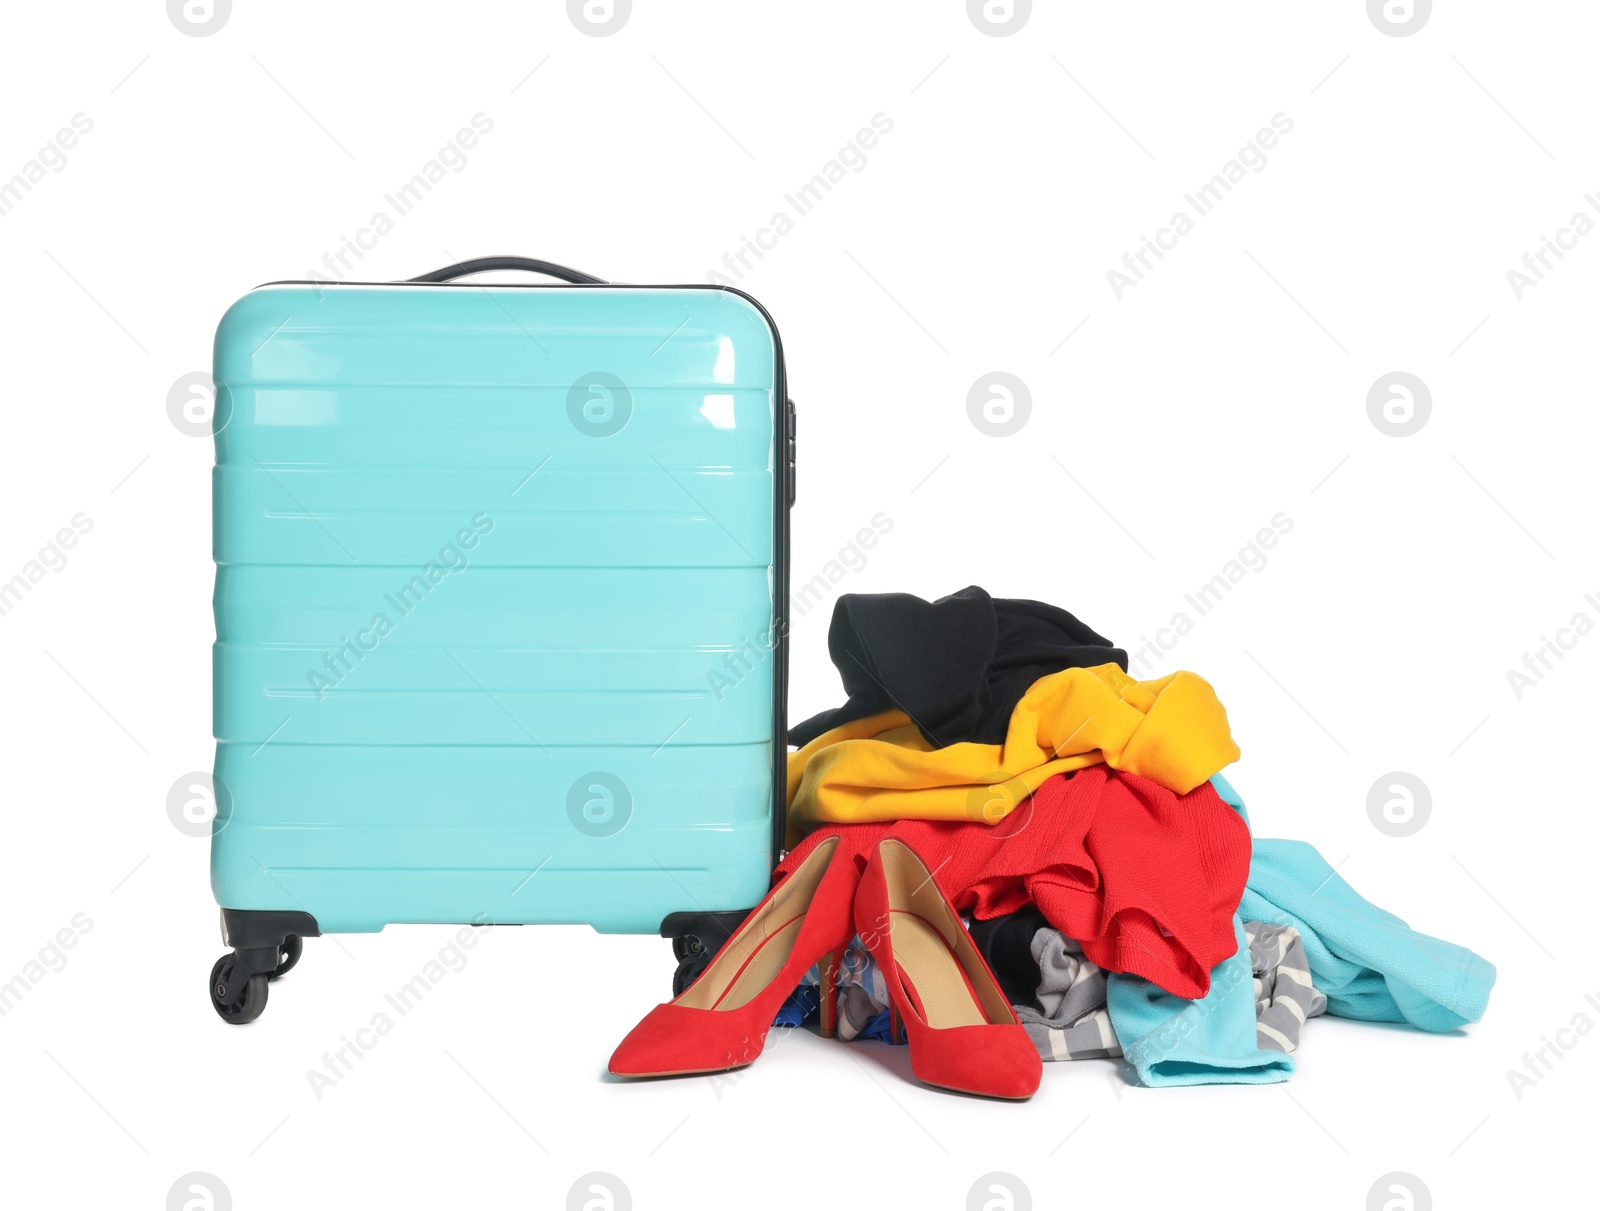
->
(786, 663), (1240, 844)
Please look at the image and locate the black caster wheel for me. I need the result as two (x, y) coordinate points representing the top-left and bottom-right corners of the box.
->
(210, 955), (269, 1025)
(672, 951), (713, 997)
(272, 934), (303, 979)
(671, 933), (707, 963)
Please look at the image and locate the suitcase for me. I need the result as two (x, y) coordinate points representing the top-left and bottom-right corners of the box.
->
(207, 256), (794, 1022)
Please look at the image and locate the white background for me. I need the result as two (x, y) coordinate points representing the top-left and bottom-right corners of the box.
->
(2, 1), (1595, 1207)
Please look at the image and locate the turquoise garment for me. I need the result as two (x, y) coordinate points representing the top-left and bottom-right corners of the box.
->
(1239, 840), (1495, 1032)
(1216, 773), (1493, 1032)
(1108, 917), (1294, 1087)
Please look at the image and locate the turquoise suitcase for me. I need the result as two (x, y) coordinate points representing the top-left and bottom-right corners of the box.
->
(207, 257), (793, 1022)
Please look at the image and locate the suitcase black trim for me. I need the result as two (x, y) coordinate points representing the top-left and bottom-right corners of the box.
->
(220, 907), (320, 949)
(255, 279), (794, 878)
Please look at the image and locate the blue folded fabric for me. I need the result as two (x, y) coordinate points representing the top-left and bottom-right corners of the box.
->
(1107, 916), (1295, 1087)
(1239, 839), (1495, 1032)
(1216, 772), (1494, 1031)
(772, 984), (820, 1028)
(857, 1008), (896, 1044)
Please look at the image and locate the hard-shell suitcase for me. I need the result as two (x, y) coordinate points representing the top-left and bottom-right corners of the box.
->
(207, 256), (793, 1022)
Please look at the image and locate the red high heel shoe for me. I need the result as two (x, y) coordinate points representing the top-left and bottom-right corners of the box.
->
(855, 837), (1042, 1099)
(609, 836), (858, 1078)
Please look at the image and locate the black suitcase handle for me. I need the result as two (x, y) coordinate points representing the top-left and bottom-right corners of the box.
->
(409, 256), (607, 285)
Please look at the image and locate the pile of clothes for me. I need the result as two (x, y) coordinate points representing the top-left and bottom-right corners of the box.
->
(772, 586), (1495, 1086)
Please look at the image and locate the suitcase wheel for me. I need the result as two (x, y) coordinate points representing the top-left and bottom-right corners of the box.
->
(209, 954), (270, 1025)
(211, 910), (319, 1024)
(661, 909), (753, 997)
(672, 948), (714, 997)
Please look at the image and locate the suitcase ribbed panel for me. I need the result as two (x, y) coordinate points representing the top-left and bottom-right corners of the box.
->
(211, 285), (779, 932)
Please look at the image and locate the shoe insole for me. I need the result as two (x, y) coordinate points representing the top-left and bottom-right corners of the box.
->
(889, 910), (988, 1030)
(706, 916), (805, 1012)
(676, 837), (839, 1013)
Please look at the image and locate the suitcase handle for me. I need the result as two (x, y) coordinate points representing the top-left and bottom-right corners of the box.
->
(408, 256), (607, 285)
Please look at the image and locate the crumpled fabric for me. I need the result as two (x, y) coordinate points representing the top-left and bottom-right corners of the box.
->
(789, 586), (1127, 749)
(779, 767), (1251, 999)
(787, 661), (1242, 841)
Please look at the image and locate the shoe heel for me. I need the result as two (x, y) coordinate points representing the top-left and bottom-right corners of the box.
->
(817, 950), (839, 1039)
(854, 837), (1042, 1098)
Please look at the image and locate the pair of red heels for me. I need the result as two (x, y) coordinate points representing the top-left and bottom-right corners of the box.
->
(608, 836), (1042, 1100)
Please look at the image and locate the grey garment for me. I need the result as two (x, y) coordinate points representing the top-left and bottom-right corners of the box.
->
(1019, 922), (1327, 1062)
(1013, 931), (1122, 1061)
(837, 984), (883, 1042)
(1245, 921), (1326, 1054)
(833, 941), (891, 1042)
